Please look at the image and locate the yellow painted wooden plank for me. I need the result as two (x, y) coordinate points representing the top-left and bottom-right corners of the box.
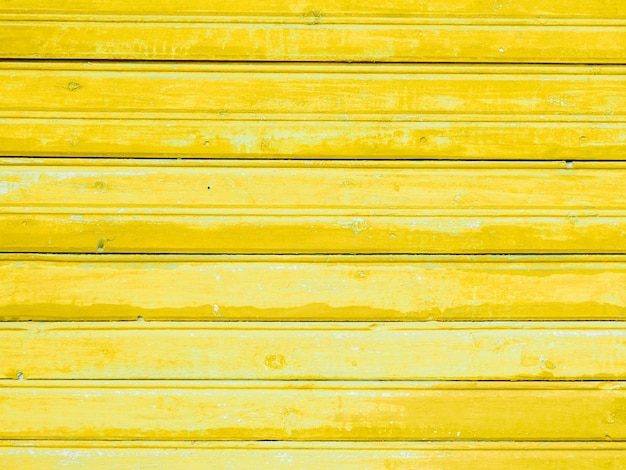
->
(2, 254), (625, 321)
(4, 0), (626, 18)
(2, 321), (625, 380)
(3, 160), (625, 211)
(5, 213), (626, 254)
(3, 119), (625, 159)
(1, 1), (625, 62)
(0, 381), (624, 440)
(2, 441), (626, 469)
(2, 63), (624, 158)
(3, 63), (625, 117)
(2, 160), (625, 253)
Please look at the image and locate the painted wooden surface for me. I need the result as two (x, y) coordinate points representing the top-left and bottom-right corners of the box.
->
(1, 1), (625, 62)
(4, 160), (625, 210)
(1, 63), (625, 159)
(3, 118), (624, 159)
(5, 63), (626, 116)
(3, 441), (626, 470)
(2, 160), (625, 253)
(6, 0), (626, 19)
(2, 321), (625, 380)
(2, 254), (625, 321)
(0, 381), (625, 440)
(3, 1), (625, 466)
(7, 213), (626, 253)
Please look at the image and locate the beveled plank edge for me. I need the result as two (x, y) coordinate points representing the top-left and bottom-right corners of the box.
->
(3, 320), (626, 331)
(3, 158), (626, 170)
(3, 18), (626, 28)
(3, 114), (626, 123)
(3, 253), (626, 263)
(2, 0), (626, 19)
(3, 440), (626, 450)
(3, 61), (626, 74)
(1, 380), (623, 389)
(4, 17), (626, 27)
(2, 158), (626, 169)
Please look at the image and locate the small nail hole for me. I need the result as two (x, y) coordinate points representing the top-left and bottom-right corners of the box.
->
(207, 186), (211, 190)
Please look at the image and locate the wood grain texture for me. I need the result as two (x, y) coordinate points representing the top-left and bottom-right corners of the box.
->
(4, 2), (625, 461)
(2, 160), (625, 253)
(4, 160), (625, 211)
(2, 119), (624, 159)
(1, 63), (625, 159)
(0, 381), (624, 441)
(2, 321), (625, 380)
(2, 441), (626, 469)
(1, 1), (625, 62)
(5, 63), (624, 116)
(6, 213), (625, 254)
(5, 0), (626, 18)
(2, 254), (625, 321)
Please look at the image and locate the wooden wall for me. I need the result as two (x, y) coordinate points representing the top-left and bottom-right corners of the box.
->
(1, 1), (625, 468)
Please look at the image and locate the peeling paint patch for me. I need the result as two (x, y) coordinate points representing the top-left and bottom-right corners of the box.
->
(339, 217), (368, 235)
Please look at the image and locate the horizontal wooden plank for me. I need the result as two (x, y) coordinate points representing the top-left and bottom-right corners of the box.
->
(3, 119), (625, 159)
(5, 0), (626, 19)
(2, 254), (625, 321)
(3, 24), (625, 63)
(3, 63), (625, 117)
(2, 321), (625, 380)
(0, 381), (624, 440)
(2, 63), (625, 158)
(1, 1), (625, 62)
(2, 160), (625, 253)
(3, 160), (625, 211)
(3, 441), (626, 469)
(6, 213), (626, 253)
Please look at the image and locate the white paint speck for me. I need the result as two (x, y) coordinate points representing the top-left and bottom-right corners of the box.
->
(465, 220), (482, 229)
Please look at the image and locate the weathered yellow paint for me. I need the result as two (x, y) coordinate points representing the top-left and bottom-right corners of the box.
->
(3, 441), (626, 470)
(1, 381), (625, 440)
(2, 160), (625, 253)
(3, 160), (625, 210)
(5, 0), (625, 18)
(1, 1), (625, 62)
(1, 63), (625, 158)
(3, 0), (625, 464)
(2, 254), (625, 321)
(2, 321), (625, 380)
(2, 119), (624, 159)
(6, 213), (626, 253)
(4, 63), (626, 115)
